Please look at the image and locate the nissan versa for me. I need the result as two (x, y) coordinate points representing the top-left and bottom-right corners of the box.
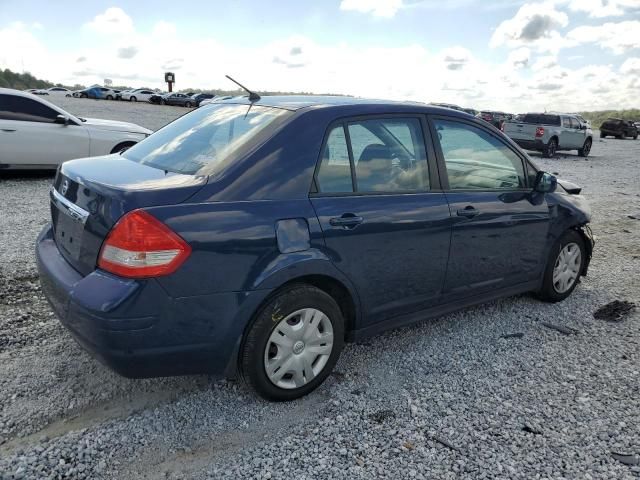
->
(36, 96), (594, 400)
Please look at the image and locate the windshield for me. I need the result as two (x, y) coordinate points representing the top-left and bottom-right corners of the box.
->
(123, 104), (290, 175)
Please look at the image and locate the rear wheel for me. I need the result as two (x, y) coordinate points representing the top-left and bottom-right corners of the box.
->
(106, 95), (113, 100)
(543, 138), (557, 158)
(110, 141), (136, 154)
(537, 230), (585, 303)
(240, 285), (344, 401)
(578, 138), (592, 157)
(185, 101), (192, 108)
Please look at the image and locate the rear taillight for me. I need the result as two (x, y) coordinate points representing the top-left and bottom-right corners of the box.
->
(535, 127), (545, 137)
(98, 209), (191, 278)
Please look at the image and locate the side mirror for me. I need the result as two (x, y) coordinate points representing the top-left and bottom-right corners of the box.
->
(55, 114), (70, 125)
(533, 171), (557, 193)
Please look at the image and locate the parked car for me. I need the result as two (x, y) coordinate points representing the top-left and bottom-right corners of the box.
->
(191, 93), (215, 106)
(36, 96), (593, 400)
(476, 111), (509, 129)
(77, 86), (117, 100)
(33, 87), (73, 97)
(122, 89), (157, 103)
(199, 95), (233, 106)
(599, 118), (638, 139)
(0, 88), (151, 169)
(158, 92), (196, 107)
(115, 89), (130, 101)
(503, 113), (593, 158)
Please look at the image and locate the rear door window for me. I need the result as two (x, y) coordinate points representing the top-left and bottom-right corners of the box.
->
(315, 117), (430, 194)
(433, 119), (526, 190)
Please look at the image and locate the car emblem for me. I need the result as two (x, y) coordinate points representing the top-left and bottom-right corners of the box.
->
(61, 179), (69, 196)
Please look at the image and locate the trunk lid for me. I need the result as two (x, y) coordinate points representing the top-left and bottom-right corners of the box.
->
(51, 154), (207, 276)
(503, 122), (538, 141)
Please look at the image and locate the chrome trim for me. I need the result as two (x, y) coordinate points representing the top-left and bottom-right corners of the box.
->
(51, 187), (89, 225)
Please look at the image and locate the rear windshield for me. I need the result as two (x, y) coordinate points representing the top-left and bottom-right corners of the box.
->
(521, 114), (561, 126)
(123, 104), (290, 174)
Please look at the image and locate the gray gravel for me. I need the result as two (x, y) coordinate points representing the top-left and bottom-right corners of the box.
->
(1, 101), (639, 479)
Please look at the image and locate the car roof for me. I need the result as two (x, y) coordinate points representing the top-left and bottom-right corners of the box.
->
(210, 94), (475, 117)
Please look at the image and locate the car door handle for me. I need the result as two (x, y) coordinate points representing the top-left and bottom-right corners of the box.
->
(457, 206), (480, 218)
(329, 214), (364, 228)
(1, 129), (16, 132)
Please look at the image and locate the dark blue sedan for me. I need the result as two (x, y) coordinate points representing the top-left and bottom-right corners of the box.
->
(36, 96), (594, 400)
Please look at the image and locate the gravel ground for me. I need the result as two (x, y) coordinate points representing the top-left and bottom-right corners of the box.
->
(0, 99), (639, 479)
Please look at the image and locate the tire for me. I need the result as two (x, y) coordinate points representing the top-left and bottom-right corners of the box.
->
(106, 95), (113, 100)
(110, 141), (136, 154)
(130, 96), (137, 102)
(634, 134), (638, 140)
(185, 101), (192, 108)
(240, 285), (345, 401)
(161, 99), (166, 105)
(578, 138), (592, 157)
(537, 230), (586, 303)
(543, 138), (557, 158)
(600, 132), (605, 138)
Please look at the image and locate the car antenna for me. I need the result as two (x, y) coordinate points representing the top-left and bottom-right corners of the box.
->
(225, 75), (261, 102)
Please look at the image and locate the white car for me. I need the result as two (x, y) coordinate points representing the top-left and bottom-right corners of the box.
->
(0, 88), (152, 169)
(121, 88), (156, 102)
(34, 87), (73, 97)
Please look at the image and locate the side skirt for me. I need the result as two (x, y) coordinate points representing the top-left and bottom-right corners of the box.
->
(347, 280), (539, 342)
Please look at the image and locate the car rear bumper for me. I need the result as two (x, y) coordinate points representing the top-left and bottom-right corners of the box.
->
(36, 225), (271, 378)
(513, 138), (545, 151)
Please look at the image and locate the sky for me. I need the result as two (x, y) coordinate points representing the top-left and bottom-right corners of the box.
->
(0, 0), (639, 112)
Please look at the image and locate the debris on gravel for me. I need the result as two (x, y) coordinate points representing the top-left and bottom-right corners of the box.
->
(540, 321), (579, 335)
(1, 112), (639, 480)
(593, 300), (636, 322)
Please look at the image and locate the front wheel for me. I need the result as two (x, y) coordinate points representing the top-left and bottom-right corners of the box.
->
(106, 95), (113, 100)
(240, 285), (344, 401)
(185, 101), (192, 108)
(578, 138), (592, 157)
(110, 141), (136, 154)
(543, 138), (557, 158)
(130, 96), (137, 102)
(537, 230), (586, 303)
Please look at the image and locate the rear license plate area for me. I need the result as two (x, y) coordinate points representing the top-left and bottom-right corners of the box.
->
(52, 203), (84, 260)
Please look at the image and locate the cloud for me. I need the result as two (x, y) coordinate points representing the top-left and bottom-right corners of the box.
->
(442, 46), (471, 70)
(490, 2), (569, 50)
(152, 20), (177, 37)
(620, 57), (640, 75)
(76, 56), (87, 63)
(567, 20), (640, 54)
(84, 7), (134, 35)
(117, 46), (138, 59)
(564, 0), (640, 18)
(339, 0), (404, 17)
(290, 46), (303, 56)
(507, 47), (531, 68)
(532, 54), (557, 70)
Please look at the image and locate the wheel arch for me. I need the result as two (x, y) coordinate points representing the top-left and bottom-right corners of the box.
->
(110, 141), (137, 154)
(224, 270), (360, 377)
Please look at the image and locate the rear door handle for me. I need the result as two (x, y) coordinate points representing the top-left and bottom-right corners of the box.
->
(1, 129), (16, 132)
(329, 214), (364, 228)
(457, 206), (480, 218)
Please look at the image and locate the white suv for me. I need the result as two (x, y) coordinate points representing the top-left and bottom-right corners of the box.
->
(0, 88), (152, 169)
